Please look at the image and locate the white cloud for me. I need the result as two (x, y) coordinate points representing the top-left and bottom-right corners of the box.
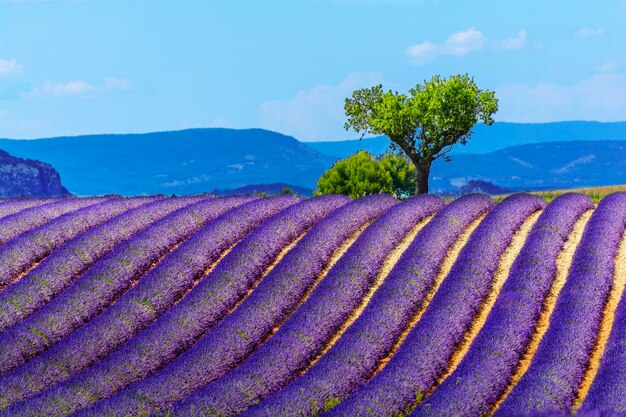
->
(597, 59), (626, 73)
(444, 28), (485, 55)
(406, 28), (485, 64)
(578, 27), (606, 37)
(27, 77), (133, 98)
(406, 28), (526, 65)
(0, 59), (23, 76)
(496, 73), (626, 122)
(258, 72), (386, 141)
(500, 30), (528, 50)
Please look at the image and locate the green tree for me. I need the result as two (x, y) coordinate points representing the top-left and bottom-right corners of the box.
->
(278, 186), (295, 195)
(379, 152), (416, 199)
(314, 150), (415, 199)
(344, 74), (499, 194)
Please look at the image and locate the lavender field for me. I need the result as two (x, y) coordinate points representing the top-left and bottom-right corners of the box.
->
(0, 192), (625, 417)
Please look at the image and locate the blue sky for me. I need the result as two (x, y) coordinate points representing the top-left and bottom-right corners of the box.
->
(1, 0), (625, 140)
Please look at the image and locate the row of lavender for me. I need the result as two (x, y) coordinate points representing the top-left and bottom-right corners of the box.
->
(1, 193), (626, 416)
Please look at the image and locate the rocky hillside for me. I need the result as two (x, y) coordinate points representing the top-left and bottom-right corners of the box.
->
(0, 150), (71, 197)
(0, 129), (333, 196)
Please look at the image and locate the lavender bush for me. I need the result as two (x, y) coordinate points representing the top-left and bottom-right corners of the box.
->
(167, 194), (442, 417)
(0, 198), (52, 221)
(0, 197), (106, 253)
(495, 193), (626, 416)
(412, 193), (593, 417)
(78, 194), (388, 417)
(0, 196), (203, 377)
(242, 194), (494, 417)
(0, 195), (287, 411)
(0, 197), (151, 291)
(0, 196), (173, 332)
(325, 193), (545, 417)
(3, 196), (343, 416)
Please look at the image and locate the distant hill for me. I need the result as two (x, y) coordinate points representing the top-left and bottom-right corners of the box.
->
(1, 125), (626, 197)
(429, 140), (626, 193)
(456, 180), (513, 196)
(307, 121), (626, 158)
(0, 129), (333, 196)
(214, 183), (314, 197)
(0, 150), (71, 197)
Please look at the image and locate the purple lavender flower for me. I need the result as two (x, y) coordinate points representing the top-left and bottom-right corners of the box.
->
(325, 193), (545, 417)
(495, 192), (626, 416)
(236, 193), (494, 417)
(77, 194), (388, 417)
(0, 196), (251, 333)
(167, 194), (442, 417)
(0, 198), (52, 221)
(0, 197), (107, 251)
(412, 193), (593, 417)
(0, 196), (204, 377)
(0, 197), (154, 291)
(2, 195), (343, 416)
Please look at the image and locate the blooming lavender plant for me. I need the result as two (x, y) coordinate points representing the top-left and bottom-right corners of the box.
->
(0, 196), (203, 377)
(2, 195), (343, 416)
(0, 198), (52, 221)
(0, 195), (273, 411)
(236, 194), (494, 417)
(167, 194), (443, 417)
(514, 410), (626, 417)
(411, 193), (593, 417)
(322, 193), (545, 417)
(76, 195), (388, 417)
(495, 193), (626, 416)
(581, 205), (626, 412)
(0, 196), (250, 333)
(0, 197), (106, 249)
(0, 197), (152, 291)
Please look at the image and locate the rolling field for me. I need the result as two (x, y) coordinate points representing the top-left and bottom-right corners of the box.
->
(0, 193), (625, 417)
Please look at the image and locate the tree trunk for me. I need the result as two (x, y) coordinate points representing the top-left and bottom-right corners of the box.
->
(415, 161), (431, 194)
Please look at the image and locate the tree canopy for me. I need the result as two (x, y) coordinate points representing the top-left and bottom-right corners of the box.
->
(314, 151), (415, 199)
(344, 74), (498, 194)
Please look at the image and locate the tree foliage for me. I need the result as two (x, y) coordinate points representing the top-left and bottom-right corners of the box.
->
(314, 150), (415, 199)
(344, 74), (498, 194)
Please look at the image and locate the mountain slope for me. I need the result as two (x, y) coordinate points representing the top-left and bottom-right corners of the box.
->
(430, 140), (626, 193)
(0, 150), (71, 197)
(1, 126), (625, 196)
(307, 121), (626, 158)
(0, 129), (333, 196)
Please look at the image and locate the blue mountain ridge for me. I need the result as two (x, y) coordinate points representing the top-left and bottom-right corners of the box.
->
(307, 121), (626, 158)
(0, 128), (332, 196)
(0, 122), (625, 196)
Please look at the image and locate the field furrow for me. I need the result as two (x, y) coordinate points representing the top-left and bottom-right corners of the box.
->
(495, 192), (626, 416)
(0, 199), (53, 221)
(412, 193), (594, 417)
(243, 194), (494, 417)
(166, 195), (442, 417)
(4, 195), (343, 417)
(0, 198), (107, 257)
(75, 195), (388, 417)
(323, 193), (545, 417)
(0, 192), (623, 417)
(577, 202), (626, 412)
